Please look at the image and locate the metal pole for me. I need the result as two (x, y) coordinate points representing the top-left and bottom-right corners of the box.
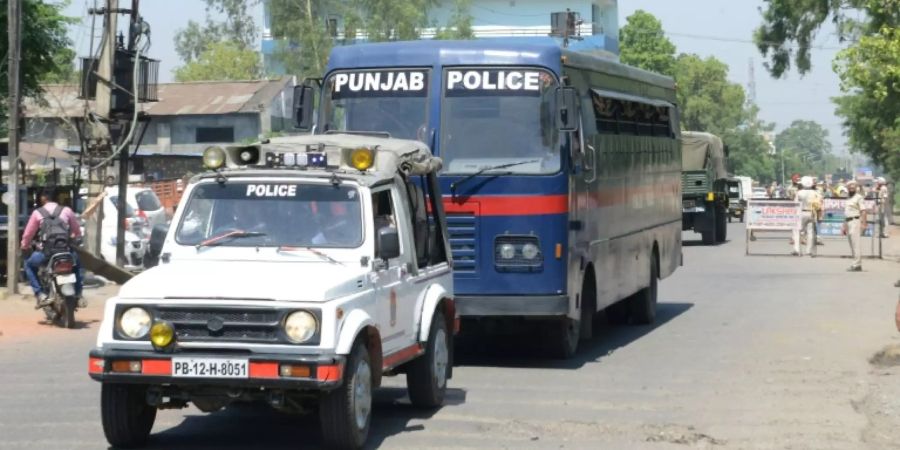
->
(6, 0), (22, 295)
(114, 0), (140, 267)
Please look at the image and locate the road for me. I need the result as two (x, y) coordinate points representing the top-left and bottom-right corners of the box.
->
(2, 222), (900, 449)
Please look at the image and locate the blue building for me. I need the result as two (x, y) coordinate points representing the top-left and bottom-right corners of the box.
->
(260, 0), (619, 73)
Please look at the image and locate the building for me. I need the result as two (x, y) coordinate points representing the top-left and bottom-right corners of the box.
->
(260, 0), (619, 72)
(22, 77), (295, 157)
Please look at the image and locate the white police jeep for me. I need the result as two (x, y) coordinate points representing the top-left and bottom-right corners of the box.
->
(89, 134), (455, 449)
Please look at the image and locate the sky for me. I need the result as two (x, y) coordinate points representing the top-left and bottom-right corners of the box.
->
(62, 0), (849, 152)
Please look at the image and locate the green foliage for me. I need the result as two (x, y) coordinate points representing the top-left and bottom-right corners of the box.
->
(173, 41), (262, 82)
(755, 0), (898, 77)
(1, 0), (75, 132)
(833, 25), (900, 180)
(618, 10), (676, 76)
(673, 54), (746, 135)
(433, 0), (474, 40)
(174, 0), (258, 64)
(268, 0), (473, 78)
(723, 106), (777, 183)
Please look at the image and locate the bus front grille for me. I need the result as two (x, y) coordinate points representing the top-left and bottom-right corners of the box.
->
(446, 212), (477, 274)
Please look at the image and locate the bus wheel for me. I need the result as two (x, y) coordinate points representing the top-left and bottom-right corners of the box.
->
(579, 272), (597, 341)
(548, 317), (579, 359)
(628, 257), (658, 325)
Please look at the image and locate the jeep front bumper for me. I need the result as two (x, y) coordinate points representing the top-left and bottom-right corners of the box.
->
(88, 348), (345, 390)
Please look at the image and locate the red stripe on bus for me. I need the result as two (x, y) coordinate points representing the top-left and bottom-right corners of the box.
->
(443, 195), (568, 216)
(383, 344), (423, 369)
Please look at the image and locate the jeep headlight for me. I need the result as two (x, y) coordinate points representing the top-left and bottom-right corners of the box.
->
(284, 311), (318, 343)
(118, 307), (152, 339)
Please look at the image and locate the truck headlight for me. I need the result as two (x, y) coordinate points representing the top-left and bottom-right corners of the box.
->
(118, 307), (152, 339)
(284, 311), (318, 343)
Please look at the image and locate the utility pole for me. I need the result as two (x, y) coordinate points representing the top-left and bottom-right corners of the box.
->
(114, 0), (141, 266)
(6, 0), (22, 295)
(84, 0), (119, 259)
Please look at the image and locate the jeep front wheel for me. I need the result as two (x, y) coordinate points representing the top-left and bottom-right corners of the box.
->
(320, 339), (372, 449)
(101, 383), (156, 448)
(406, 309), (449, 408)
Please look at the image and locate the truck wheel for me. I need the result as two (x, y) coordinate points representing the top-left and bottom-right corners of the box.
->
(628, 257), (658, 325)
(101, 383), (156, 448)
(320, 339), (371, 449)
(715, 206), (728, 243)
(406, 309), (449, 408)
(701, 227), (715, 245)
(548, 317), (580, 359)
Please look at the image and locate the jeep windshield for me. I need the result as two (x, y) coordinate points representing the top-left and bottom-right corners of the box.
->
(175, 182), (363, 248)
(320, 69), (430, 141)
(440, 68), (561, 175)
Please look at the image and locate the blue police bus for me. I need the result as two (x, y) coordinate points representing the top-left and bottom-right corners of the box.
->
(294, 39), (682, 357)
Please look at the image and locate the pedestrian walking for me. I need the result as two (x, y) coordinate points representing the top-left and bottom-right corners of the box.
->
(842, 180), (866, 272)
(793, 176), (821, 257)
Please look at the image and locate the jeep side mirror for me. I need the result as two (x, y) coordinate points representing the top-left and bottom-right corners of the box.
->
(147, 224), (169, 266)
(292, 84), (315, 131)
(376, 227), (400, 261)
(556, 86), (579, 132)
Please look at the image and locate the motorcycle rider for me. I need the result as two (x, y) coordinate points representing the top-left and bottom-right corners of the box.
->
(20, 187), (83, 307)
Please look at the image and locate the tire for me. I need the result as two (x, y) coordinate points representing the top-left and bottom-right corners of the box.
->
(406, 309), (450, 408)
(701, 209), (716, 245)
(548, 317), (579, 359)
(628, 255), (658, 325)
(62, 297), (77, 329)
(320, 339), (372, 449)
(101, 383), (156, 449)
(715, 206), (728, 243)
(579, 273), (596, 341)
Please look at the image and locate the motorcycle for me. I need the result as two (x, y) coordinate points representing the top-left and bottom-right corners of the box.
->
(36, 250), (80, 328)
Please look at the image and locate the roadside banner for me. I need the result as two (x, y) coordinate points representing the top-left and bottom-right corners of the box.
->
(819, 198), (877, 237)
(746, 200), (801, 231)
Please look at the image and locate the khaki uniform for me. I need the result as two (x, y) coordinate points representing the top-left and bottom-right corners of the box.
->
(845, 193), (865, 269)
(879, 185), (890, 236)
(794, 189), (820, 256)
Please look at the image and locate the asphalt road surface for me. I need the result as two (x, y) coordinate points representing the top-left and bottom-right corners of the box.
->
(2, 222), (900, 449)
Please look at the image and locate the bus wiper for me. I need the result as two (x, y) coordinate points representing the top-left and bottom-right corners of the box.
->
(450, 160), (540, 195)
(196, 230), (266, 249)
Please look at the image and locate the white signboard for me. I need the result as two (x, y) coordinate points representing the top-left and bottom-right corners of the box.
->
(746, 200), (801, 231)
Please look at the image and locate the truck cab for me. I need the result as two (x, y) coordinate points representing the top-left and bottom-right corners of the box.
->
(89, 134), (455, 449)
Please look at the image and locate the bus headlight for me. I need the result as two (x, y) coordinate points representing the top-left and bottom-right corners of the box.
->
(284, 311), (318, 343)
(521, 243), (540, 260)
(498, 243), (516, 260)
(118, 307), (152, 339)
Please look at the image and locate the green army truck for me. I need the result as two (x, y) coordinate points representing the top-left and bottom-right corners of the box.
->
(681, 132), (729, 245)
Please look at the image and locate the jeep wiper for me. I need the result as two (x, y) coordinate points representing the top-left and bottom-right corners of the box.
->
(450, 160), (540, 195)
(277, 246), (343, 265)
(196, 230), (266, 249)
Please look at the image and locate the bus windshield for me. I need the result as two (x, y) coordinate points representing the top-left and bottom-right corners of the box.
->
(440, 68), (560, 175)
(320, 69), (430, 141)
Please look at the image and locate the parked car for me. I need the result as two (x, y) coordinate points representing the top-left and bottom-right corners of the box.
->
(105, 186), (166, 230)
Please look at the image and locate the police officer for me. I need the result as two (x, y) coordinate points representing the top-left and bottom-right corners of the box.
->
(876, 177), (890, 238)
(843, 180), (866, 271)
(793, 176), (821, 257)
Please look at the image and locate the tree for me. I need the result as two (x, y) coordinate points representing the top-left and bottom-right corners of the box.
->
(174, 0), (258, 64)
(1, 0), (75, 134)
(268, 0), (334, 78)
(775, 120), (833, 173)
(723, 106), (778, 183)
(618, 10), (677, 76)
(673, 54), (746, 135)
(434, 0), (474, 40)
(755, 0), (898, 77)
(173, 41), (262, 82)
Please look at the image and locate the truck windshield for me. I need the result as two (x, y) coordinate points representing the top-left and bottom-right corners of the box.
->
(320, 69), (430, 141)
(175, 182), (363, 248)
(440, 68), (560, 175)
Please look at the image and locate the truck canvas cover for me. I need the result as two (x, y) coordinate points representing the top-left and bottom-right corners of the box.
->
(682, 131), (727, 179)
